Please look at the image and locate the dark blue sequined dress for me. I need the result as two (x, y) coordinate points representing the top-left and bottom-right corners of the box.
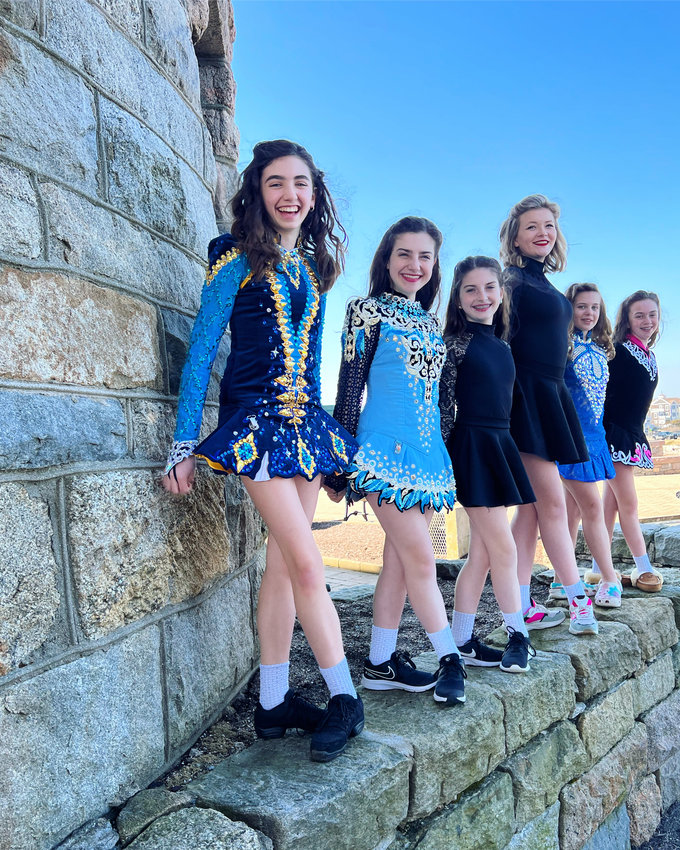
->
(165, 234), (357, 481)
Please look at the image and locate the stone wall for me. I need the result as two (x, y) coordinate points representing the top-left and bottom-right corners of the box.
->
(0, 3), (266, 849)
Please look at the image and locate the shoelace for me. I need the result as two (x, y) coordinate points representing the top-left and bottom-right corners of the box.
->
(393, 651), (416, 670)
(506, 627), (536, 658)
(438, 654), (468, 679)
(318, 698), (356, 732)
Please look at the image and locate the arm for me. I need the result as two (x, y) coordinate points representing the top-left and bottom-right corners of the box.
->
(439, 342), (458, 444)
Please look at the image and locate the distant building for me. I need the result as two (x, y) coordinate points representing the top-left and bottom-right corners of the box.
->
(648, 394), (680, 427)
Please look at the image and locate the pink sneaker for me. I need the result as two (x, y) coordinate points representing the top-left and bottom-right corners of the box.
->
(594, 581), (622, 608)
(569, 595), (599, 635)
(523, 598), (565, 630)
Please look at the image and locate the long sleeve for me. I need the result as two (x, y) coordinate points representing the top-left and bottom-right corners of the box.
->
(439, 345), (458, 444)
(165, 248), (247, 472)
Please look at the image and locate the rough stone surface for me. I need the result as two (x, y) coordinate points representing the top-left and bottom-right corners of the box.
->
(116, 789), (195, 847)
(55, 817), (119, 850)
(163, 571), (258, 755)
(642, 689), (680, 772)
(0, 0), (40, 31)
(501, 721), (588, 829)
(203, 106), (240, 160)
(503, 802), (560, 850)
(594, 597), (678, 661)
(126, 808), (272, 850)
(627, 774), (661, 847)
(0, 29), (99, 193)
(184, 0), (210, 44)
(674, 643), (680, 688)
(101, 99), (215, 256)
(364, 657), (506, 818)
(631, 650), (675, 717)
(0, 267), (160, 389)
(577, 680), (636, 764)
(200, 61), (236, 110)
(0, 161), (41, 258)
(559, 723), (648, 850)
(1, 389), (127, 470)
(130, 399), (218, 463)
(406, 771), (514, 850)
(213, 158), (238, 227)
(510, 621), (642, 701)
(0, 627), (165, 850)
(580, 804), (631, 850)
(93, 0), (144, 41)
(655, 525), (680, 567)
(42, 182), (206, 312)
(466, 651), (575, 754)
(0, 483), (60, 674)
(66, 468), (232, 637)
(611, 523), (665, 561)
(144, 0), (201, 104)
(330, 584), (376, 602)
(657, 749), (680, 810)
(189, 733), (410, 850)
(161, 307), (230, 402)
(194, 0), (234, 60)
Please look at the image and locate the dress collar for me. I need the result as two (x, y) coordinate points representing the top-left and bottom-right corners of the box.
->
(627, 333), (650, 354)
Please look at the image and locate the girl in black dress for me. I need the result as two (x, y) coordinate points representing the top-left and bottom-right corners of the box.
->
(440, 256), (535, 672)
(499, 195), (598, 636)
(602, 291), (662, 591)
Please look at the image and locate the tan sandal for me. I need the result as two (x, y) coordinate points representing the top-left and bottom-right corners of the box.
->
(628, 567), (663, 592)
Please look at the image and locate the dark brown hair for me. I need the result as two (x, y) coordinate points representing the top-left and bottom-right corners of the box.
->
(564, 283), (614, 359)
(444, 255), (511, 340)
(613, 290), (661, 347)
(230, 140), (346, 292)
(368, 217), (442, 311)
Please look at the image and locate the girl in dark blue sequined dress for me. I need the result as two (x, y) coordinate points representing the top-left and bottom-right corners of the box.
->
(162, 141), (362, 762)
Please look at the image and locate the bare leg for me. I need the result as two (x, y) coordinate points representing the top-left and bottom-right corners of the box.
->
(453, 532), (490, 614)
(244, 475), (345, 669)
(563, 479), (619, 584)
(373, 537), (408, 629)
(603, 464), (647, 557)
(512, 502), (540, 587)
(466, 506), (521, 613)
(564, 486), (581, 547)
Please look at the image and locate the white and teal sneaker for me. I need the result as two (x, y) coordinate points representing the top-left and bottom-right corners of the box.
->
(549, 582), (566, 600)
(569, 595), (599, 635)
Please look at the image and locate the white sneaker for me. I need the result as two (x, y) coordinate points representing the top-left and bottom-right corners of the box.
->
(569, 595), (599, 635)
(524, 598), (566, 630)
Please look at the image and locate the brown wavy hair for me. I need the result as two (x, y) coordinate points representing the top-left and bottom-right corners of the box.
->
(368, 217), (442, 311)
(613, 290), (661, 347)
(230, 140), (347, 292)
(499, 194), (567, 273)
(564, 283), (614, 359)
(444, 256), (511, 340)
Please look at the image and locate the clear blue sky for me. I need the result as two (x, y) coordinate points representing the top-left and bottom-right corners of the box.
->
(231, 0), (679, 404)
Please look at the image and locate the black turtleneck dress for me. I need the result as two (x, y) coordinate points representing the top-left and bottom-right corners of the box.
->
(439, 321), (535, 508)
(503, 258), (588, 465)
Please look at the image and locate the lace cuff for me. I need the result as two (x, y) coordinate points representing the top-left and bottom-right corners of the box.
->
(164, 440), (198, 475)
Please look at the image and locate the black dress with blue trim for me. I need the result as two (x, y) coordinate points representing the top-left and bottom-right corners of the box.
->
(327, 293), (456, 513)
(439, 321), (535, 508)
(165, 233), (357, 481)
(558, 331), (615, 482)
(602, 336), (658, 469)
(503, 257), (589, 465)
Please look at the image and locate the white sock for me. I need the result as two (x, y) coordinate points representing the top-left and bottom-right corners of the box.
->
(259, 662), (290, 710)
(320, 657), (357, 699)
(502, 611), (529, 637)
(427, 625), (459, 659)
(590, 559), (601, 576)
(451, 611), (476, 646)
(565, 581), (585, 606)
(520, 584), (531, 614)
(369, 625), (398, 666)
(634, 554), (653, 575)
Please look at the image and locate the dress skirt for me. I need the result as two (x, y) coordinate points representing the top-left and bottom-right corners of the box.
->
(559, 423), (615, 482)
(604, 421), (653, 469)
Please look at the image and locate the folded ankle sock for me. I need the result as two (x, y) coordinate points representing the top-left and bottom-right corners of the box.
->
(502, 611), (529, 637)
(369, 625), (398, 666)
(590, 559), (601, 576)
(427, 625), (459, 659)
(259, 661), (290, 710)
(451, 611), (476, 646)
(633, 554), (653, 575)
(520, 584), (531, 614)
(565, 581), (585, 606)
(320, 657), (357, 699)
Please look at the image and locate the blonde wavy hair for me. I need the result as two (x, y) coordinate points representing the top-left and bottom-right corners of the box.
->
(499, 194), (567, 273)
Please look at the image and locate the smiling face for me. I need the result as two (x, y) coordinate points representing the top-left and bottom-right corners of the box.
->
(458, 267), (502, 325)
(628, 298), (659, 345)
(572, 290), (602, 334)
(260, 155), (315, 249)
(514, 207), (557, 262)
(386, 232), (437, 300)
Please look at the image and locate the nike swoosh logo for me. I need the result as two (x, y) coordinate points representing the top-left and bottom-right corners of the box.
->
(365, 668), (396, 680)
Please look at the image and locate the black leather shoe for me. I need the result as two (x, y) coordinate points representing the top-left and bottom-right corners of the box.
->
(310, 694), (364, 762)
(254, 689), (325, 739)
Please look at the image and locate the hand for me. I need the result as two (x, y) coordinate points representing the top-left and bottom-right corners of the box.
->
(162, 456), (196, 495)
(322, 484), (345, 503)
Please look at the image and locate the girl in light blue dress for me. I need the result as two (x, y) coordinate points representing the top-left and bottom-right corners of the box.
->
(557, 283), (622, 607)
(325, 217), (465, 706)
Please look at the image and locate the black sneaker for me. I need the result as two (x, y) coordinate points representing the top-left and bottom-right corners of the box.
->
(361, 650), (437, 692)
(433, 653), (467, 705)
(500, 628), (536, 673)
(310, 694), (364, 762)
(457, 635), (503, 667)
(254, 689), (325, 739)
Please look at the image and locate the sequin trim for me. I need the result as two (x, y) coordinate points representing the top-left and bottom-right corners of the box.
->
(623, 339), (657, 381)
(164, 439), (198, 474)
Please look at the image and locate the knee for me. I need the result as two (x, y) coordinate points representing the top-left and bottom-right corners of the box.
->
(288, 555), (323, 593)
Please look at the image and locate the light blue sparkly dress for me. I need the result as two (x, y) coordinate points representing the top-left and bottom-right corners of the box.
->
(165, 234), (356, 481)
(328, 293), (456, 512)
(558, 331), (615, 482)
